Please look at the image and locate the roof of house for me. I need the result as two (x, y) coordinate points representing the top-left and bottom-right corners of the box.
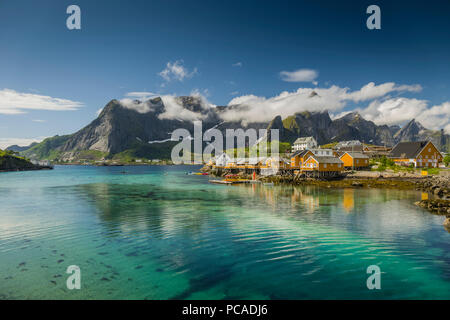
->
(337, 145), (364, 152)
(389, 141), (430, 159)
(291, 149), (313, 157)
(336, 140), (362, 148)
(306, 155), (343, 164)
(340, 151), (369, 159)
(293, 136), (316, 144)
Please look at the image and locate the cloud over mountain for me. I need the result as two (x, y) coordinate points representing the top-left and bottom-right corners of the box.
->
(221, 82), (431, 126)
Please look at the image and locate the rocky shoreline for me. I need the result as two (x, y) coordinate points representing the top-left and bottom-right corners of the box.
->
(0, 165), (53, 173)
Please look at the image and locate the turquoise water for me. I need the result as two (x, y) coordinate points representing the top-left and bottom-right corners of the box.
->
(0, 165), (449, 299)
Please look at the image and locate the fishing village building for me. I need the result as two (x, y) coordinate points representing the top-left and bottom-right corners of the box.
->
(388, 141), (443, 168)
(205, 140), (445, 177)
(290, 150), (315, 169)
(300, 155), (344, 177)
(339, 152), (370, 169)
(292, 136), (317, 151)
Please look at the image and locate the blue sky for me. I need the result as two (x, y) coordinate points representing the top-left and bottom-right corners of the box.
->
(1, 0), (450, 148)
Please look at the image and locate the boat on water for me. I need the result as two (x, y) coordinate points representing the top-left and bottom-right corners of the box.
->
(186, 172), (209, 175)
(209, 178), (251, 185)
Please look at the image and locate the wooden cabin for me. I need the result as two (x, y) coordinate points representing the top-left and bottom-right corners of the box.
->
(264, 157), (290, 169)
(362, 145), (392, 158)
(339, 152), (370, 169)
(290, 150), (314, 169)
(301, 155), (344, 177)
(389, 141), (443, 168)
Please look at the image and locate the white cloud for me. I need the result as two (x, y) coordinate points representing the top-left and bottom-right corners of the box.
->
(357, 98), (450, 133)
(232, 62), (242, 67)
(117, 89), (215, 121)
(158, 60), (197, 82)
(32, 119), (46, 123)
(119, 98), (159, 114)
(223, 87), (343, 123)
(0, 89), (83, 114)
(345, 82), (422, 102)
(0, 137), (46, 149)
(279, 68), (318, 83)
(158, 95), (207, 121)
(125, 92), (157, 99)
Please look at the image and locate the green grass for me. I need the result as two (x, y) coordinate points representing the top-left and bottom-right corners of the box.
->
(21, 135), (70, 160)
(426, 167), (440, 175)
(320, 142), (339, 149)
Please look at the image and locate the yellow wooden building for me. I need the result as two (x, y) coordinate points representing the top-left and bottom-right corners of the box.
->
(339, 152), (370, 169)
(290, 150), (314, 169)
(301, 155), (344, 176)
(389, 141), (443, 168)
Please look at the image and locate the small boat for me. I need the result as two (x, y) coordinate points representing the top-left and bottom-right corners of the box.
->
(209, 179), (233, 184)
(210, 179), (250, 185)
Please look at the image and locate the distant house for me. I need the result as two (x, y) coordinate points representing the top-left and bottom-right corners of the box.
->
(336, 145), (364, 152)
(301, 155), (344, 176)
(215, 153), (231, 167)
(389, 141), (443, 168)
(336, 140), (362, 149)
(362, 145), (392, 158)
(292, 137), (317, 151)
(261, 157), (290, 176)
(31, 160), (51, 167)
(339, 152), (370, 169)
(264, 157), (290, 169)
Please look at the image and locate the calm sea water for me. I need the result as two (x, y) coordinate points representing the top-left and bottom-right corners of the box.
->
(0, 165), (449, 299)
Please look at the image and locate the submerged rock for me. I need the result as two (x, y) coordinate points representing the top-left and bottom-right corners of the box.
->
(444, 216), (450, 228)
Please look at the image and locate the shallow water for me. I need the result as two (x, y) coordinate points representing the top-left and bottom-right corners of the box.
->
(0, 165), (449, 299)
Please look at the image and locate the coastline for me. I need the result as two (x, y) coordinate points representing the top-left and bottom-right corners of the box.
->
(0, 165), (53, 173)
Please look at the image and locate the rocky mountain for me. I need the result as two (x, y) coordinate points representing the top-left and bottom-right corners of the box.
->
(394, 119), (450, 152)
(17, 96), (450, 161)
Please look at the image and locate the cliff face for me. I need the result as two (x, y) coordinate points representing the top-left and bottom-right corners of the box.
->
(16, 96), (450, 161)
